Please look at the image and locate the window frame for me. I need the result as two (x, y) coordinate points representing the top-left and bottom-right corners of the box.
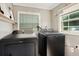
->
(60, 10), (79, 35)
(17, 11), (40, 31)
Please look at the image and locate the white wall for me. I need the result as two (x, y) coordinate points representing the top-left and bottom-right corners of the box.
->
(51, 3), (79, 56)
(65, 34), (79, 56)
(50, 3), (69, 31)
(13, 5), (51, 29)
(0, 3), (13, 39)
(0, 20), (13, 39)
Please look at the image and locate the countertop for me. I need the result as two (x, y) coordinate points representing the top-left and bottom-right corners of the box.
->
(1, 33), (37, 40)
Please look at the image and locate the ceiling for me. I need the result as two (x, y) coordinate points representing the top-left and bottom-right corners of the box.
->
(13, 3), (60, 10)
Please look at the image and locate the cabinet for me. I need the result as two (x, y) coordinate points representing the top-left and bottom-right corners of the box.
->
(0, 3), (15, 24)
(47, 34), (65, 56)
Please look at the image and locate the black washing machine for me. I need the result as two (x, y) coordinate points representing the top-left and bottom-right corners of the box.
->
(38, 31), (65, 56)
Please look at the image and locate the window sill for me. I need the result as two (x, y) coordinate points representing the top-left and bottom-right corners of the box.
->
(60, 31), (79, 36)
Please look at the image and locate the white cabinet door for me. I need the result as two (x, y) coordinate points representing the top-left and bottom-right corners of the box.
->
(0, 3), (10, 18)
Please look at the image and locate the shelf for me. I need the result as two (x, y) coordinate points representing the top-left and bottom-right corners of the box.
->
(0, 12), (16, 24)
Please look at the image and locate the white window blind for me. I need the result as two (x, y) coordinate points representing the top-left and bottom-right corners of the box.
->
(19, 14), (39, 34)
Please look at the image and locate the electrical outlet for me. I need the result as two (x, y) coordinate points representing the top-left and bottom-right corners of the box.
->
(71, 47), (74, 53)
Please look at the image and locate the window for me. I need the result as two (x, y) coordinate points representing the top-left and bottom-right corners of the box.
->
(18, 12), (39, 34)
(62, 10), (79, 31)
